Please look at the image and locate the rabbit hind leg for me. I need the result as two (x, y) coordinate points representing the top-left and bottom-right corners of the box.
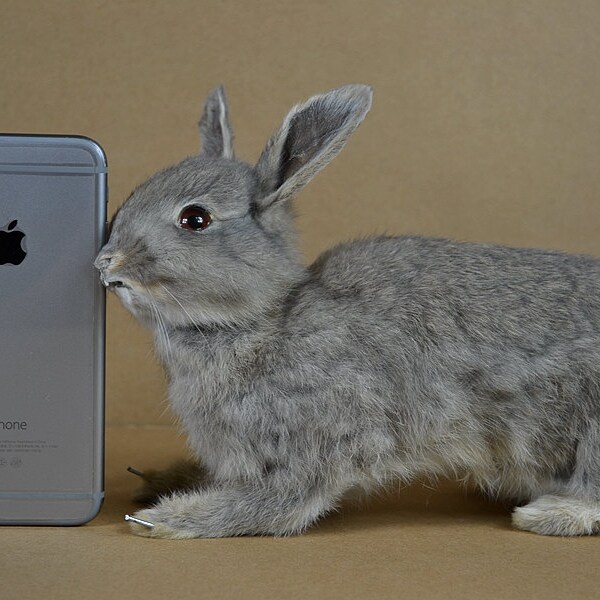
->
(513, 423), (600, 536)
(512, 494), (600, 536)
(513, 417), (600, 536)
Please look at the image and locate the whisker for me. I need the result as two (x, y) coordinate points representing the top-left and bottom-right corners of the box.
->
(159, 283), (209, 346)
(143, 285), (173, 364)
(149, 301), (166, 359)
(156, 305), (174, 364)
(139, 293), (176, 422)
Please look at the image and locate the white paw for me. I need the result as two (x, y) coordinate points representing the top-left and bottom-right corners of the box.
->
(513, 495), (600, 536)
(125, 508), (198, 539)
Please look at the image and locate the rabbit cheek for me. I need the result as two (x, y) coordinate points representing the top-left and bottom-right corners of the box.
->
(114, 284), (131, 303)
(113, 284), (144, 317)
(114, 285), (134, 309)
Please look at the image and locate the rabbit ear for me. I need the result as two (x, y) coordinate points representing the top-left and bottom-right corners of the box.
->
(198, 85), (234, 159)
(255, 84), (372, 209)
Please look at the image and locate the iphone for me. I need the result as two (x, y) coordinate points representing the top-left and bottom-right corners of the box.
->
(0, 135), (106, 524)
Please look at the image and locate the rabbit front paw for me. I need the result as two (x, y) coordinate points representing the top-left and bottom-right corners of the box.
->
(126, 492), (231, 539)
(126, 485), (335, 539)
(125, 507), (199, 539)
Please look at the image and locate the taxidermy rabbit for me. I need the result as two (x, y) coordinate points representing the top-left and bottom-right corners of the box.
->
(96, 84), (600, 538)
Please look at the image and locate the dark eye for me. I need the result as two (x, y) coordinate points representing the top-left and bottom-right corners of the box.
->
(178, 205), (212, 231)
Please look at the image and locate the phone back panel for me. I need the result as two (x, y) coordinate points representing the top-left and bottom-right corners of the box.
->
(0, 135), (106, 524)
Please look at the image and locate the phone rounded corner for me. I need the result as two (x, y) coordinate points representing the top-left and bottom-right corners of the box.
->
(71, 136), (107, 171)
(72, 492), (105, 526)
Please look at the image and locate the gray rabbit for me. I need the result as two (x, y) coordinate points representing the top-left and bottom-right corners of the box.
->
(96, 84), (600, 538)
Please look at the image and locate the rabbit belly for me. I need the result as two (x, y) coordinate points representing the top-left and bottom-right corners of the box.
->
(383, 421), (569, 502)
(378, 343), (600, 506)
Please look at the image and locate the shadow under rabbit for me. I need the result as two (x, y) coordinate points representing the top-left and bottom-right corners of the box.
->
(312, 479), (512, 536)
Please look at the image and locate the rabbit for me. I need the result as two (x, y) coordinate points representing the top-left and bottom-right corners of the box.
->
(95, 84), (600, 539)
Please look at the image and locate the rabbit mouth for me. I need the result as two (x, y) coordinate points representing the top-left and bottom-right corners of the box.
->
(99, 273), (137, 303)
(99, 271), (131, 290)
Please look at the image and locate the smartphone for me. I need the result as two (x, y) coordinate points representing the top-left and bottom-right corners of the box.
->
(0, 135), (106, 524)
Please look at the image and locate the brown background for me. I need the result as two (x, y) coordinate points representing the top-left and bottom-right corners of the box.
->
(2, 2), (600, 598)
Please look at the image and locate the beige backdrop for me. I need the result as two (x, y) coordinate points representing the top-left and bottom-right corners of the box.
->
(2, 0), (600, 426)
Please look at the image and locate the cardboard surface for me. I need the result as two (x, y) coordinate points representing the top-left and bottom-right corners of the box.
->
(2, 3), (600, 597)
(3, 426), (599, 600)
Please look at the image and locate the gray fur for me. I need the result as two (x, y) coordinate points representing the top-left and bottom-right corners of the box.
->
(96, 84), (600, 538)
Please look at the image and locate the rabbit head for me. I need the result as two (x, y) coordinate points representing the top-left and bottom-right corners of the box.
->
(95, 84), (372, 328)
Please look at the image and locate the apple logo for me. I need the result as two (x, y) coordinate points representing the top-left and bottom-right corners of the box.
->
(0, 220), (27, 265)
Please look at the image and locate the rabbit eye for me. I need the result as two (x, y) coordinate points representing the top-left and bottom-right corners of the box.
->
(179, 205), (212, 231)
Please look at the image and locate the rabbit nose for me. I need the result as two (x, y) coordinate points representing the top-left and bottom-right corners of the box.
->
(94, 249), (125, 272)
(94, 251), (130, 289)
(94, 253), (113, 271)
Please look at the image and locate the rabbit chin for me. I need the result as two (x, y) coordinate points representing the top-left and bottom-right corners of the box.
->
(111, 281), (249, 330)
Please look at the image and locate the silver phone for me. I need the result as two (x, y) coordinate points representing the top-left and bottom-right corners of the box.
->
(0, 135), (106, 524)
